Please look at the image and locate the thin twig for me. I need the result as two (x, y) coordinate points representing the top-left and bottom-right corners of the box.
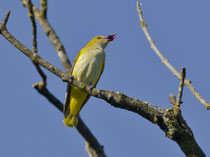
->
(26, 0), (37, 53)
(33, 5), (72, 73)
(21, 0), (71, 106)
(21, 0), (72, 73)
(27, 1), (73, 115)
(176, 67), (186, 107)
(2, 10), (10, 26)
(33, 83), (63, 111)
(168, 94), (176, 105)
(40, 0), (47, 18)
(33, 64), (47, 84)
(22, 0), (47, 85)
(136, 2), (210, 110)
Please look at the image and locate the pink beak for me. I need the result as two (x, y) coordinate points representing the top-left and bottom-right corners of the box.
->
(104, 34), (116, 41)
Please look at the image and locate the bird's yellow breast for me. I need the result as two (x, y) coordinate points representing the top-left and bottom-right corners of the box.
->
(72, 47), (105, 86)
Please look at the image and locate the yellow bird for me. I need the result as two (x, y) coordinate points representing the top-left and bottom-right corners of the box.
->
(63, 34), (116, 127)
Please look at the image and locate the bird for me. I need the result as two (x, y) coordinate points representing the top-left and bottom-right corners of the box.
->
(63, 34), (116, 127)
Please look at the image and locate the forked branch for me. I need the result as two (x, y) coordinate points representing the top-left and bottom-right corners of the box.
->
(137, 2), (210, 110)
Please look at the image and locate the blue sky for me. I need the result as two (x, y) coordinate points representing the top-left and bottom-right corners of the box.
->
(0, 0), (210, 156)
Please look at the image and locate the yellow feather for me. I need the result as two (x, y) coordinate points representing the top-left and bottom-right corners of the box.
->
(63, 35), (114, 127)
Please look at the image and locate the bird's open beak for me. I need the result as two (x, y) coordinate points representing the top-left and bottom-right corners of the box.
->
(104, 34), (116, 41)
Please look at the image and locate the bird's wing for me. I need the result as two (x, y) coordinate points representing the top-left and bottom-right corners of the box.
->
(73, 47), (86, 69)
(63, 83), (71, 117)
(63, 48), (86, 116)
(93, 60), (105, 88)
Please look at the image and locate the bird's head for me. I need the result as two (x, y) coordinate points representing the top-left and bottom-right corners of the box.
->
(87, 34), (116, 49)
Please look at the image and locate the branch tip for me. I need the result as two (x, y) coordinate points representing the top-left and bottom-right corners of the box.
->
(40, 0), (48, 18)
(175, 67), (186, 107)
(2, 10), (11, 26)
(136, 1), (141, 10)
(169, 94), (176, 105)
(137, 1), (144, 22)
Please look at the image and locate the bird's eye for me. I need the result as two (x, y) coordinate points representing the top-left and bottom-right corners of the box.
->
(97, 37), (101, 39)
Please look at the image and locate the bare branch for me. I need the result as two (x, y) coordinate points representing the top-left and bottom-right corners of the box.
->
(176, 67), (186, 107)
(22, 0), (38, 53)
(21, 0), (72, 111)
(136, 2), (210, 109)
(21, 0), (72, 73)
(40, 0), (48, 18)
(136, 2), (190, 83)
(22, 0), (47, 85)
(33, 64), (47, 84)
(33, 82), (63, 111)
(21, 0), (40, 57)
(169, 94), (176, 105)
(86, 141), (106, 157)
(33, 5), (72, 73)
(2, 10), (10, 26)
(22, 1), (73, 116)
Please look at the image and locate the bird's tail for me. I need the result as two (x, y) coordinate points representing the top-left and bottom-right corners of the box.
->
(63, 115), (78, 127)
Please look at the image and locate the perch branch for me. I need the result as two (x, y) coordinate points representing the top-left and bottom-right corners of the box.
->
(0, 10), (205, 157)
(136, 2), (210, 109)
